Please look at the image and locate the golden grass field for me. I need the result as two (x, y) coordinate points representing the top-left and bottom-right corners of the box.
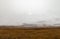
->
(0, 26), (60, 39)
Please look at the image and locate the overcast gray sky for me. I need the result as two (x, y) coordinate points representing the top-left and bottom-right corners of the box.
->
(0, 0), (60, 25)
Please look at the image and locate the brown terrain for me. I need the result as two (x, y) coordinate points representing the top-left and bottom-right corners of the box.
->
(0, 26), (60, 39)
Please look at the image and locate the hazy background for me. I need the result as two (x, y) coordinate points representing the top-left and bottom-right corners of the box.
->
(0, 0), (60, 25)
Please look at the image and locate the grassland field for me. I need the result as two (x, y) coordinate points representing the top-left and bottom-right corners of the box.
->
(0, 26), (60, 39)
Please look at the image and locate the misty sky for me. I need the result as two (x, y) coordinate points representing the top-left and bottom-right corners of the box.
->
(0, 0), (60, 25)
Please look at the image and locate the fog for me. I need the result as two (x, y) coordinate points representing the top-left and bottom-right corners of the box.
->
(0, 0), (60, 25)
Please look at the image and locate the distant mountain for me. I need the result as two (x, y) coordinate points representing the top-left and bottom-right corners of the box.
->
(35, 18), (60, 26)
(20, 18), (60, 28)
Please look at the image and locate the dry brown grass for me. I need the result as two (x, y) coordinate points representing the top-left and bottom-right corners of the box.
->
(0, 26), (60, 39)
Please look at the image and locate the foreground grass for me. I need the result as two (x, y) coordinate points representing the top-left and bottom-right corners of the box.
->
(0, 26), (60, 39)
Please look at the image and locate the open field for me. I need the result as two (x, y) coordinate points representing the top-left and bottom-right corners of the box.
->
(0, 26), (60, 39)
